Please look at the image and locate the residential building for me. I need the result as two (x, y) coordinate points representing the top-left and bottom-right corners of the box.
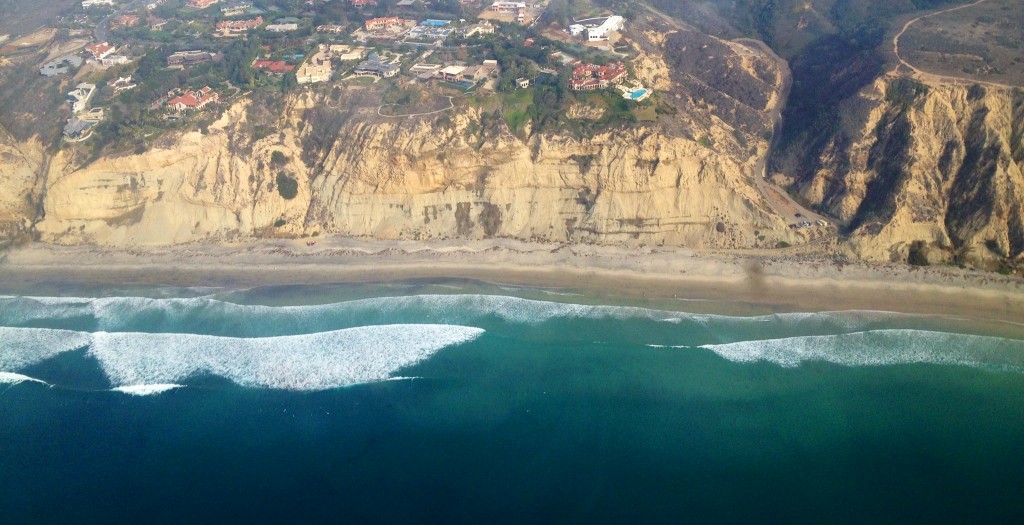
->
(265, 23), (298, 32)
(329, 45), (365, 61)
(40, 55), (84, 77)
(351, 0), (377, 6)
(252, 59), (295, 75)
(112, 14), (140, 28)
(317, 24), (346, 34)
(353, 53), (398, 78)
(66, 83), (97, 113)
(215, 16), (263, 33)
(220, 1), (251, 15)
(167, 50), (216, 67)
(99, 54), (130, 67)
(569, 61), (626, 91)
(187, 0), (219, 8)
(64, 110), (103, 141)
(440, 65), (467, 82)
(365, 17), (403, 32)
(85, 42), (116, 60)
(111, 76), (137, 93)
(167, 86), (218, 111)
(569, 15), (624, 42)
(489, 1), (526, 13)
(296, 50), (331, 84)
(82, 0), (116, 8)
(464, 21), (495, 37)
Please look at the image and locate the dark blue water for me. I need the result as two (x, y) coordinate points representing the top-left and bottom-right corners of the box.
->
(1, 283), (1023, 523)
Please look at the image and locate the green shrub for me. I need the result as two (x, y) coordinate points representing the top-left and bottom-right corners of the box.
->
(276, 173), (298, 200)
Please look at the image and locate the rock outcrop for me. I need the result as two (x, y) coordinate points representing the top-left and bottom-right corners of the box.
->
(789, 77), (1024, 266)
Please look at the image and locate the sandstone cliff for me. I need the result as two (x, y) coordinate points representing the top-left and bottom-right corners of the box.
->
(0, 22), (801, 251)
(787, 77), (1024, 267)
(21, 91), (789, 249)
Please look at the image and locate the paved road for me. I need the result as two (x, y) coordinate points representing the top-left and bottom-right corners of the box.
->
(892, 0), (1018, 89)
(94, 0), (145, 42)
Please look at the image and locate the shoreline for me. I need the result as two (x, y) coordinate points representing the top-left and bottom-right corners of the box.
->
(1, 238), (1022, 326)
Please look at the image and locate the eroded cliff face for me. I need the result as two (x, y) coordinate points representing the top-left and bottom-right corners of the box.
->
(0, 128), (44, 243)
(25, 92), (788, 249)
(789, 78), (1024, 266)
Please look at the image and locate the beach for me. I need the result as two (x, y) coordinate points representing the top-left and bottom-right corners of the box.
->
(1, 237), (1021, 327)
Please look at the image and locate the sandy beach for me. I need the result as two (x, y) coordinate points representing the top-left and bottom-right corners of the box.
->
(1, 237), (1022, 327)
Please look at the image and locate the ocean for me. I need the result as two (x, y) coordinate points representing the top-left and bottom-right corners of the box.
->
(1, 280), (1023, 523)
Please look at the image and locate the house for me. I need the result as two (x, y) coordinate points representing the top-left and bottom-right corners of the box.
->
(220, 1), (251, 15)
(99, 54), (130, 67)
(82, 0), (116, 8)
(112, 14), (140, 28)
(351, 0), (377, 6)
(64, 109), (103, 141)
(85, 42), (116, 60)
(365, 17), (404, 32)
(215, 16), (263, 33)
(329, 45), (365, 61)
(252, 59), (295, 75)
(167, 50), (216, 67)
(187, 0), (219, 8)
(296, 50), (331, 84)
(149, 19), (168, 30)
(489, 1), (526, 13)
(516, 77), (530, 89)
(464, 21), (495, 37)
(265, 23), (298, 32)
(167, 86), (218, 111)
(569, 15), (624, 42)
(317, 24), (346, 34)
(353, 53), (398, 78)
(39, 55), (84, 77)
(111, 76), (137, 93)
(440, 65), (466, 82)
(66, 83), (96, 113)
(569, 61), (626, 91)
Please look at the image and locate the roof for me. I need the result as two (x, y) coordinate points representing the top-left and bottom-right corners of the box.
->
(440, 65), (466, 75)
(252, 60), (295, 73)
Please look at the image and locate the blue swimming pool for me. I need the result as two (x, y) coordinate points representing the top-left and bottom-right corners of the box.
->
(628, 88), (649, 99)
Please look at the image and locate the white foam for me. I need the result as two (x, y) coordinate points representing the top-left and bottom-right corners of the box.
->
(699, 329), (1024, 370)
(87, 324), (484, 391)
(0, 293), (912, 337)
(0, 327), (92, 370)
(0, 371), (49, 385)
(111, 384), (183, 396)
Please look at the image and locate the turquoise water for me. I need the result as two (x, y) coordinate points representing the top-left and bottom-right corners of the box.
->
(629, 88), (649, 99)
(2, 280), (1023, 522)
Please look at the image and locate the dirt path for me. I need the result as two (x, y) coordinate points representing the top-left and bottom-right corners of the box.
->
(892, 0), (1018, 89)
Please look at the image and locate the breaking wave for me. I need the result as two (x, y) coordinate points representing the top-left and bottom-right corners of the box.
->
(88, 325), (484, 390)
(0, 325), (484, 391)
(699, 329), (1024, 371)
(0, 327), (92, 370)
(0, 371), (49, 386)
(111, 384), (184, 396)
(0, 294), (910, 342)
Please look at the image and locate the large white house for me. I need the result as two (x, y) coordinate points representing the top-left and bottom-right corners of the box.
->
(82, 0), (116, 7)
(67, 83), (97, 113)
(569, 15), (624, 42)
